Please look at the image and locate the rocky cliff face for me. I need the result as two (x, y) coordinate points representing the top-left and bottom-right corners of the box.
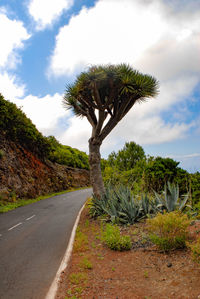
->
(0, 133), (90, 201)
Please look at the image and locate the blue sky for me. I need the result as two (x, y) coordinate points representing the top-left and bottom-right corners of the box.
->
(0, 0), (200, 172)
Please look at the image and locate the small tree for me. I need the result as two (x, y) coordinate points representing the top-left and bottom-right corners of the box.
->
(63, 64), (159, 197)
(108, 141), (146, 171)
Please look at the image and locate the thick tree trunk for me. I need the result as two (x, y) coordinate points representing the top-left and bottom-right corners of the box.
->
(89, 137), (105, 198)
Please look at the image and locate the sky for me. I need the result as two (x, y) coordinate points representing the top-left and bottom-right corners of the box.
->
(0, 0), (200, 172)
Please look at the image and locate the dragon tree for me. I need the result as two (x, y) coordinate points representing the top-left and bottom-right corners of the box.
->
(63, 64), (159, 198)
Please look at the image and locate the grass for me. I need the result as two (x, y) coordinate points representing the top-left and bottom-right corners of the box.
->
(73, 227), (89, 253)
(69, 272), (88, 285)
(0, 186), (90, 213)
(79, 257), (93, 270)
(187, 237), (200, 264)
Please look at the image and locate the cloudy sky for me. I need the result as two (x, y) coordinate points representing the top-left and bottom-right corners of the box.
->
(0, 0), (200, 172)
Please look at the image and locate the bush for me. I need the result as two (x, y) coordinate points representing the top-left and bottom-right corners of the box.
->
(188, 237), (200, 263)
(102, 224), (132, 251)
(147, 211), (190, 252)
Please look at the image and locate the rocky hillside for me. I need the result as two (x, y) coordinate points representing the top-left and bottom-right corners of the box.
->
(0, 94), (90, 201)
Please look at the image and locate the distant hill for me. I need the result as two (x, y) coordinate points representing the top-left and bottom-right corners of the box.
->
(0, 94), (90, 202)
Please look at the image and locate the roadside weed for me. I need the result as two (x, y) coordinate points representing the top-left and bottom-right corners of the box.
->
(74, 228), (88, 252)
(69, 272), (88, 285)
(84, 219), (89, 228)
(91, 242), (96, 248)
(187, 237), (200, 263)
(79, 257), (93, 269)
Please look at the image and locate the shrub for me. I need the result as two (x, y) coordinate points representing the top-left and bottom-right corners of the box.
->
(188, 237), (200, 263)
(102, 224), (132, 251)
(147, 211), (190, 252)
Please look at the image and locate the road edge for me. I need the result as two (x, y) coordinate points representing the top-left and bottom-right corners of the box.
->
(45, 203), (86, 299)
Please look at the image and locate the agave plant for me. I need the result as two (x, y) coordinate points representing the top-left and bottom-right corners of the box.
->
(153, 182), (189, 212)
(118, 194), (141, 224)
(90, 185), (145, 225)
(89, 191), (108, 217)
(140, 194), (159, 216)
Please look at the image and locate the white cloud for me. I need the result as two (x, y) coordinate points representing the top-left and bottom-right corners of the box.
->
(12, 93), (69, 136)
(0, 11), (30, 69)
(49, 0), (168, 76)
(59, 116), (91, 151)
(47, 0), (200, 157)
(0, 9), (30, 102)
(169, 153), (200, 159)
(0, 72), (25, 99)
(28, 0), (74, 30)
(49, 0), (200, 78)
(167, 152), (200, 173)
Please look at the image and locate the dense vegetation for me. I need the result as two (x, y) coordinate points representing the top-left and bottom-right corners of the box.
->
(102, 141), (199, 207)
(91, 142), (199, 258)
(0, 94), (89, 169)
(47, 136), (89, 169)
(0, 93), (51, 158)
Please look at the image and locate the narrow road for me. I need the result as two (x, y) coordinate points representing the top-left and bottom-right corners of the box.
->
(0, 188), (92, 299)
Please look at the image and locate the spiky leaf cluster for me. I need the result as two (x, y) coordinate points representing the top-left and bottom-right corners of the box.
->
(63, 64), (159, 142)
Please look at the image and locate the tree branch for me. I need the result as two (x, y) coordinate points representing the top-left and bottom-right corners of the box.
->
(99, 116), (118, 142)
(93, 82), (103, 109)
(78, 96), (98, 110)
(95, 110), (106, 136)
(87, 107), (97, 127)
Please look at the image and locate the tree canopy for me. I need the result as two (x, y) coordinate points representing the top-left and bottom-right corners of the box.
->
(108, 141), (145, 171)
(64, 64), (159, 144)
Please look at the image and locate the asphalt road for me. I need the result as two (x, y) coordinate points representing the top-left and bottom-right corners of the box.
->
(0, 188), (92, 299)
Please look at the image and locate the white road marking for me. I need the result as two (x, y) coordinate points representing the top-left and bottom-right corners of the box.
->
(0, 234), (2, 237)
(8, 222), (22, 231)
(26, 215), (35, 221)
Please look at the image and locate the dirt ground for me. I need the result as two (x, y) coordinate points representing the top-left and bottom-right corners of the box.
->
(56, 204), (200, 299)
